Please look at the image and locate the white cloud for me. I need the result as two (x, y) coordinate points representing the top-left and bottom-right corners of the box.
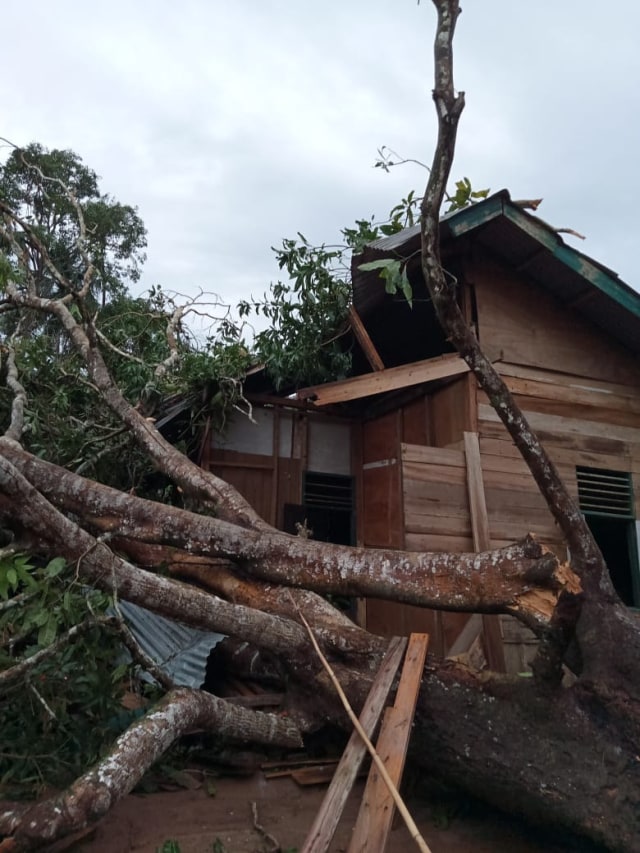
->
(2, 0), (639, 317)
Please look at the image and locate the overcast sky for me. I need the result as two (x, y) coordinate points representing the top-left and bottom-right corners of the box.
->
(3, 1), (639, 327)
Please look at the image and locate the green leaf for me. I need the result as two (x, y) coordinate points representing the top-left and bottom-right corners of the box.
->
(400, 272), (413, 308)
(157, 842), (181, 853)
(32, 609), (50, 627)
(45, 557), (67, 578)
(111, 663), (129, 684)
(38, 614), (58, 647)
(358, 259), (397, 272)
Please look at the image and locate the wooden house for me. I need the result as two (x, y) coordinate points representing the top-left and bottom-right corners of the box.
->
(200, 191), (640, 672)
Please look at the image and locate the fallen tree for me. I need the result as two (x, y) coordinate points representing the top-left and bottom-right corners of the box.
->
(1, 2), (640, 851)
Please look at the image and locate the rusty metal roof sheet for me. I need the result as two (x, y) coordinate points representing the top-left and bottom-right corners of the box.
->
(118, 600), (223, 688)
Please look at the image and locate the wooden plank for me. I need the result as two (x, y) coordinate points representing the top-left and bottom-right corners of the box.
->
(348, 305), (385, 371)
(402, 461), (467, 486)
(497, 361), (640, 399)
(478, 418), (633, 458)
(474, 263), (640, 385)
(270, 408), (280, 527)
(476, 453), (535, 476)
(404, 532), (475, 552)
(464, 432), (491, 550)
(503, 375), (640, 418)
(479, 403), (640, 444)
(401, 442), (465, 467)
(296, 354), (469, 406)
(430, 377), (474, 446)
(480, 436), (640, 479)
(507, 393), (640, 429)
(480, 435), (629, 474)
(484, 488), (556, 515)
(401, 396), (430, 446)
(403, 478), (468, 504)
(404, 513), (472, 537)
(347, 633), (429, 853)
(403, 499), (471, 521)
(301, 636), (407, 853)
(464, 432), (506, 672)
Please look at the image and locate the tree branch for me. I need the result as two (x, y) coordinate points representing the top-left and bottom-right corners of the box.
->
(0, 616), (111, 690)
(0, 440), (572, 632)
(420, 0), (609, 686)
(1, 281), (266, 530)
(0, 688), (302, 852)
(0, 447), (310, 660)
(2, 323), (28, 442)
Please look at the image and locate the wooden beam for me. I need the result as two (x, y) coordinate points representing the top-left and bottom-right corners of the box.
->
(301, 636), (407, 853)
(348, 305), (385, 371)
(347, 633), (430, 853)
(297, 354), (469, 406)
(464, 431), (506, 673)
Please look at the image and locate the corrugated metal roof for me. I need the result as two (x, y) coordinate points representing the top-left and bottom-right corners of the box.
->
(118, 600), (224, 688)
(352, 190), (640, 358)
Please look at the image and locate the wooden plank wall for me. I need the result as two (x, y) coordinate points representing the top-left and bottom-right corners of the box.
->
(481, 362), (640, 520)
(473, 259), (640, 386)
(208, 447), (302, 528)
(206, 408), (307, 528)
(478, 363), (640, 672)
(360, 409), (451, 651)
(402, 443), (473, 553)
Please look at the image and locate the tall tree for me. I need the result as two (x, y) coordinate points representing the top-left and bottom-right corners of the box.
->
(1, 4), (639, 852)
(0, 143), (146, 312)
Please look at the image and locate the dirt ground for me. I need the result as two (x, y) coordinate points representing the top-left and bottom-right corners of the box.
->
(74, 772), (600, 853)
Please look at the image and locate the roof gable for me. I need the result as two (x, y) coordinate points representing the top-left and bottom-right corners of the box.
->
(352, 190), (640, 358)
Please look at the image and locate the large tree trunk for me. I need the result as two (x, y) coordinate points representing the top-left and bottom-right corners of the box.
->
(1, 2), (639, 851)
(1, 442), (639, 851)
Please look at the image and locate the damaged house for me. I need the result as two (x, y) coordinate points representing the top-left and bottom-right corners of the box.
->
(199, 190), (640, 673)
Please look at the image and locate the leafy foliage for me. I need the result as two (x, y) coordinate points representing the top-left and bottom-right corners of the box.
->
(358, 258), (413, 307)
(0, 143), (147, 308)
(244, 174), (488, 391)
(244, 236), (352, 390)
(244, 191), (422, 390)
(0, 553), (144, 796)
(444, 177), (490, 213)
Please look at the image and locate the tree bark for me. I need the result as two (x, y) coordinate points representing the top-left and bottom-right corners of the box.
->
(0, 439), (568, 631)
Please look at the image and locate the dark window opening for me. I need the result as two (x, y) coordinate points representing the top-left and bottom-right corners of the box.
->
(576, 466), (638, 607)
(585, 516), (638, 606)
(283, 504), (353, 547)
(284, 472), (356, 615)
(283, 472), (355, 546)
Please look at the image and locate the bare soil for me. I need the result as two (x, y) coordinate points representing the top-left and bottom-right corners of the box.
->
(74, 773), (597, 852)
